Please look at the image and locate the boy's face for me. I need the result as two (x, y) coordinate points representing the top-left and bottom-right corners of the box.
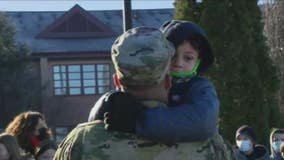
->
(171, 41), (199, 73)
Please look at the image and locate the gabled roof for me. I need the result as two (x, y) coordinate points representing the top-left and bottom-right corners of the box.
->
(36, 4), (116, 39)
(6, 5), (174, 54)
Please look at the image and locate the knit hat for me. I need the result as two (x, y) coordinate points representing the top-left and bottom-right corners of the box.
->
(160, 20), (214, 73)
(236, 125), (256, 143)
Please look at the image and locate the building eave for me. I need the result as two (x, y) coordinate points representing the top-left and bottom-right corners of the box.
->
(31, 51), (110, 60)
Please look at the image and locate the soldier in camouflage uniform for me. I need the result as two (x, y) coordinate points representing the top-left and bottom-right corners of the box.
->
(53, 27), (235, 160)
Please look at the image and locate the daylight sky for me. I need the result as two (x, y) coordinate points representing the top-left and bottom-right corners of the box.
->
(0, 0), (175, 11)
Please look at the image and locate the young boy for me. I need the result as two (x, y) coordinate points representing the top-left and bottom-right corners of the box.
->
(91, 20), (219, 142)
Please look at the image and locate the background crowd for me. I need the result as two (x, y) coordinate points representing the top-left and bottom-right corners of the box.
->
(0, 111), (57, 160)
(1, 111), (284, 160)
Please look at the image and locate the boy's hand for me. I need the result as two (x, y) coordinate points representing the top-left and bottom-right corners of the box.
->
(103, 92), (146, 134)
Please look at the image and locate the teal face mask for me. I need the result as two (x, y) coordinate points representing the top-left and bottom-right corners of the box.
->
(171, 59), (200, 78)
(273, 140), (282, 153)
(237, 140), (253, 153)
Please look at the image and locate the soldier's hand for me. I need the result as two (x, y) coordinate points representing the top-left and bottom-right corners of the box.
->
(103, 92), (146, 133)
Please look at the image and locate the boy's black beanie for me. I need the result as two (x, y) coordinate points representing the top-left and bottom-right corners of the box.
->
(160, 20), (214, 73)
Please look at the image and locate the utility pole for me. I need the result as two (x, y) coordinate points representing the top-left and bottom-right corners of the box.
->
(123, 0), (132, 32)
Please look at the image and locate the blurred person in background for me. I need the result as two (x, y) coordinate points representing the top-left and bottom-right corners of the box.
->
(270, 128), (284, 160)
(0, 133), (22, 160)
(0, 133), (34, 160)
(5, 111), (52, 159)
(234, 125), (269, 160)
(280, 142), (284, 159)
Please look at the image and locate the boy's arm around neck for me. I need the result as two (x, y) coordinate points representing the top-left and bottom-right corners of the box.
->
(136, 78), (219, 142)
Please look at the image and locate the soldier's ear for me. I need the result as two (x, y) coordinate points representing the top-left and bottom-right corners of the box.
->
(113, 73), (122, 89)
(164, 74), (172, 91)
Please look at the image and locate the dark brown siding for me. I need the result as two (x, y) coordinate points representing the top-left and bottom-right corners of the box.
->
(42, 95), (102, 126)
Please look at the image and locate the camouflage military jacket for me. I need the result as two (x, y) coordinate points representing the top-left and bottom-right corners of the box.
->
(54, 121), (235, 160)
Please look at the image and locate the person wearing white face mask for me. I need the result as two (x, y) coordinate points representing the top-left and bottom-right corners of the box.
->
(270, 128), (284, 160)
(234, 125), (269, 160)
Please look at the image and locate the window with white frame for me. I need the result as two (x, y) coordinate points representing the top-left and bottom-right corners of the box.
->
(53, 64), (111, 96)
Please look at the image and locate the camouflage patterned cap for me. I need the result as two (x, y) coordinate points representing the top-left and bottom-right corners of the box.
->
(111, 27), (175, 86)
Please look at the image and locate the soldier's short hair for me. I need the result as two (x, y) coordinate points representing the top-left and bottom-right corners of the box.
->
(111, 27), (175, 86)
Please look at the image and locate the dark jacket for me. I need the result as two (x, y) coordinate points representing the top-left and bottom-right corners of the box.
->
(234, 145), (270, 160)
(136, 76), (219, 142)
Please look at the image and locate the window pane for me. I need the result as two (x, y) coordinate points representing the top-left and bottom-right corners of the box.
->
(83, 80), (95, 87)
(83, 72), (95, 79)
(97, 72), (110, 79)
(84, 87), (95, 94)
(69, 88), (81, 95)
(53, 66), (59, 73)
(54, 73), (66, 80)
(97, 64), (109, 71)
(68, 65), (80, 72)
(53, 73), (60, 80)
(60, 66), (66, 72)
(98, 86), (109, 94)
(97, 79), (110, 86)
(55, 88), (66, 95)
(54, 81), (67, 87)
(83, 65), (95, 72)
(69, 80), (81, 87)
(68, 73), (80, 79)
(62, 73), (67, 80)
(53, 64), (111, 96)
